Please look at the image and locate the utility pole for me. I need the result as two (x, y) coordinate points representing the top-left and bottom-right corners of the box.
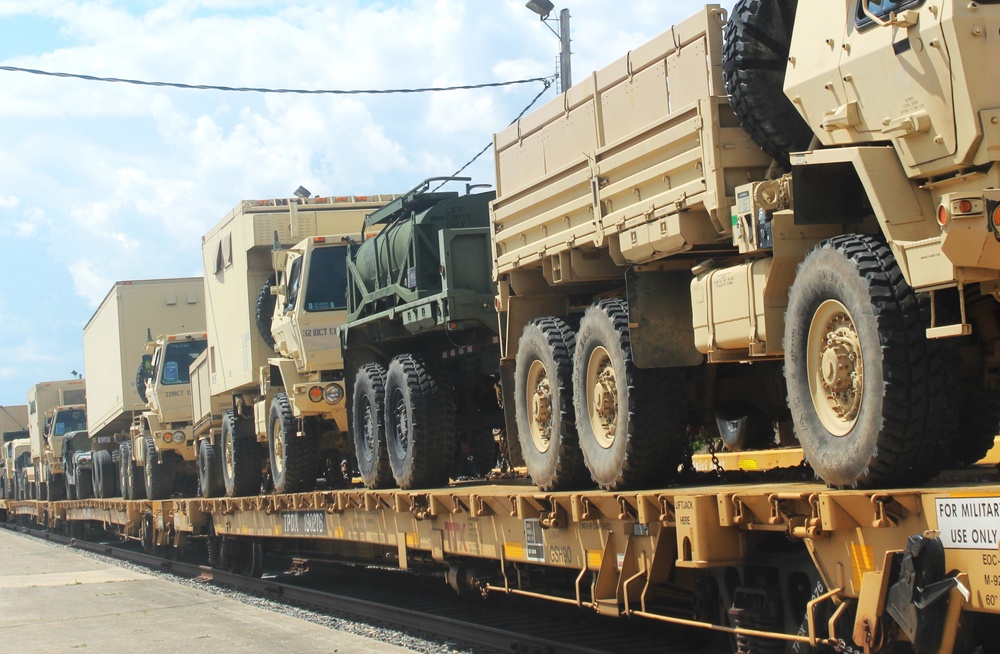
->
(525, 2), (572, 92)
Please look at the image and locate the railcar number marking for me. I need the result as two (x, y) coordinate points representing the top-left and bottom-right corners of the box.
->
(281, 511), (327, 536)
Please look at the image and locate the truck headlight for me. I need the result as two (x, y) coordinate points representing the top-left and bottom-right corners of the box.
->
(162, 432), (172, 443)
(323, 384), (344, 405)
(173, 431), (186, 443)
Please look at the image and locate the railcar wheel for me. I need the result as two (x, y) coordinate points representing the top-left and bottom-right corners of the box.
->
(222, 411), (261, 497)
(268, 393), (318, 494)
(514, 317), (588, 491)
(384, 354), (455, 489)
(784, 235), (952, 487)
(93, 449), (116, 498)
(573, 299), (687, 490)
(352, 363), (393, 488)
(198, 439), (224, 498)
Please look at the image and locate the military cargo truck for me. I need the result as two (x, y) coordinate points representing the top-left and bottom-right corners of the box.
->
(490, 0), (1000, 491)
(339, 178), (502, 490)
(82, 279), (206, 498)
(4, 438), (31, 499)
(127, 331), (209, 500)
(26, 380), (86, 500)
(200, 194), (397, 497)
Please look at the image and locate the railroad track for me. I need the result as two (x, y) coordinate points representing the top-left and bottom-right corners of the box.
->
(2, 522), (713, 654)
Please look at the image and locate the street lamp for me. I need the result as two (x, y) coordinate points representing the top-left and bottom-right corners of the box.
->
(525, 1), (571, 92)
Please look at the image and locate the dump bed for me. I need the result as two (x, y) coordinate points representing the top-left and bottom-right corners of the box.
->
(202, 195), (398, 398)
(491, 5), (769, 275)
(83, 279), (205, 439)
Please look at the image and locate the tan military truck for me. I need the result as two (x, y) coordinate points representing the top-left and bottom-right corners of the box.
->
(4, 438), (31, 499)
(490, 0), (1000, 491)
(82, 278), (206, 498)
(127, 331), (209, 500)
(26, 380), (86, 500)
(199, 194), (397, 497)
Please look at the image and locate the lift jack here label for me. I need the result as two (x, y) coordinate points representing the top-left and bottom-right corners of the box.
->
(936, 497), (1000, 550)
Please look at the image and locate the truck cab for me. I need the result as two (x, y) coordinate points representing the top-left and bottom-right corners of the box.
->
(269, 237), (351, 423)
(131, 331), (208, 499)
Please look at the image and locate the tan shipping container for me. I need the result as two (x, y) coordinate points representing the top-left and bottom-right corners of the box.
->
(83, 278), (205, 439)
(0, 404), (28, 436)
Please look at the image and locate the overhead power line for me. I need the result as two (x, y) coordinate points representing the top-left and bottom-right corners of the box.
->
(0, 64), (554, 95)
(436, 77), (555, 190)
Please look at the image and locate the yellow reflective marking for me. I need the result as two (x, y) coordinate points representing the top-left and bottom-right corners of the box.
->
(737, 459), (759, 471)
(406, 532), (418, 547)
(334, 527), (345, 539)
(274, 525), (281, 535)
(504, 542), (524, 559)
(587, 550), (603, 570)
(849, 542), (875, 590)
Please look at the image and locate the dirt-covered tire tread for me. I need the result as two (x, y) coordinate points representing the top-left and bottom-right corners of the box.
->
(785, 234), (953, 488)
(514, 317), (589, 491)
(384, 354), (456, 489)
(269, 393), (318, 494)
(352, 363), (394, 488)
(222, 411), (262, 497)
(198, 439), (224, 498)
(144, 435), (173, 500)
(574, 299), (687, 490)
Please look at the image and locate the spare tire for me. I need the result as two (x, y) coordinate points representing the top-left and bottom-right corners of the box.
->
(723, 0), (814, 168)
(135, 362), (149, 404)
(255, 274), (277, 350)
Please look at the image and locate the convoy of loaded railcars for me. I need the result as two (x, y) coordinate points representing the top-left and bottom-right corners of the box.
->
(5, 1), (1000, 651)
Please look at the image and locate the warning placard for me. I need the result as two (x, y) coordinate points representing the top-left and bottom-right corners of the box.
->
(936, 497), (1000, 550)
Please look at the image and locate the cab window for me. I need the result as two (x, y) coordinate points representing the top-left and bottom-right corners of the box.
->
(160, 340), (208, 385)
(53, 410), (87, 435)
(285, 257), (303, 311)
(304, 246), (348, 312)
(857, 0), (923, 26)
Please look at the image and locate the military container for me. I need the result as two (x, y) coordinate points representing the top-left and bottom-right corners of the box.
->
(0, 405), (27, 438)
(83, 279), (205, 441)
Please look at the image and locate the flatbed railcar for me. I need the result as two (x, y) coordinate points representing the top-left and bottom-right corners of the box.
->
(5, 471), (1000, 653)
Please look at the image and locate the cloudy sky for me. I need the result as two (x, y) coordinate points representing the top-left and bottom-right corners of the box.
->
(0, 0), (710, 407)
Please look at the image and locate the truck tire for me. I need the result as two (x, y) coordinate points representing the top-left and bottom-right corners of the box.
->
(144, 435), (173, 500)
(76, 469), (94, 500)
(268, 393), (318, 494)
(784, 235), (953, 487)
(48, 475), (66, 502)
(222, 411), (262, 497)
(514, 317), (588, 491)
(573, 299), (688, 490)
(352, 363), (393, 488)
(384, 354), (455, 489)
(93, 449), (116, 498)
(124, 441), (146, 500)
(255, 274), (277, 351)
(199, 439), (225, 498)
(723, 0), (813, 168)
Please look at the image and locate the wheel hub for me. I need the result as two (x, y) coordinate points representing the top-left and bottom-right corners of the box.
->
(586, 346), (618, 449)
(526, 360), (553, 453)
(272, 418), (284, 474)
(808, 300), (864, 436)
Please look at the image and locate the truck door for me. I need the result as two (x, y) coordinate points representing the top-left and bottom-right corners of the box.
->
(839, 0), (955, 167)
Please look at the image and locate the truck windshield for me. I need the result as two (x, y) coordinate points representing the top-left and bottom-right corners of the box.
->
(304, 246), (348, 312)
(52, 409), (87, 436)
(161, 340), (208, 385)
